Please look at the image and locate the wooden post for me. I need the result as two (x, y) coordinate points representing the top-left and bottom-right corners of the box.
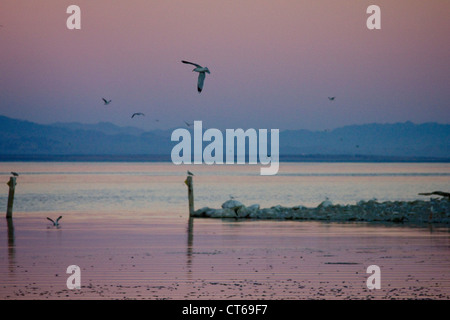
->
(185, 175), (194, 216)
(6, 177), (16, 219)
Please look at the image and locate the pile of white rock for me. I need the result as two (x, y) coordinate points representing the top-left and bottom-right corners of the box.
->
(192, 198), (450, 224)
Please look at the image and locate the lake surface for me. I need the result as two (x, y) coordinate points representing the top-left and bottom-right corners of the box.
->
(0, 162), (449, 300)
(1, 162), (449, 214)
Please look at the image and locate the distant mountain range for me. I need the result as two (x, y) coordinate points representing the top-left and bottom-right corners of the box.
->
(0, 115), (449, 161)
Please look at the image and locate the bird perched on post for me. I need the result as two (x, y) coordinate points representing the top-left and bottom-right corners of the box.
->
(182, 60), (210, 93)
(11, 172), (19, 177)
(187, 170), (194, 176)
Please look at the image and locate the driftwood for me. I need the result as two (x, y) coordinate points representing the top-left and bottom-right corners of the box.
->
(418, 191), (450, 199)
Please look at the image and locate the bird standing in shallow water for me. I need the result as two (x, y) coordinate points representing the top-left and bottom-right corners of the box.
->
(182, 60), (210, 93)
(47, 216), (62, 227)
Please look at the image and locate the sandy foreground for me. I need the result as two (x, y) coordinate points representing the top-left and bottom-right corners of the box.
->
(1, 211), (449, 300)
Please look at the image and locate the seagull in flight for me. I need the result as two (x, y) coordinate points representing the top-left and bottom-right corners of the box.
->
(182, 60), (210, 93)
(184, 121), (193, 127)
(328, 97), (336, 101)
(11, 172), (19, 177)
(47, 216), (62, 227)
(131, 112), (145, 118)
(102, 98), (112, 105)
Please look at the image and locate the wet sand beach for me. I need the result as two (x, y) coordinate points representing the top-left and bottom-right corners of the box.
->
(1, 211), (449, 300)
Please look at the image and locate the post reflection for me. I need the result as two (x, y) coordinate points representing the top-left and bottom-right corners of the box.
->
(186, 217), (194, 278)
(7, 218), (16, 274)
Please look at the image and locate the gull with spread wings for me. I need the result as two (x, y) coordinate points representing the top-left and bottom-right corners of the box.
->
(182, 60), (210, 93)
(47, 216), (62, 227)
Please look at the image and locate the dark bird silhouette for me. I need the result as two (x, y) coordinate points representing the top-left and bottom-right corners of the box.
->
(131, 112), (145, 118)
(102, 98), (112, 105)
(328, 97), (335, 101)
(187, 170), (194, 176)
(184, 121), (193, 127)
(47, 216), (62, 227)
(182, 60), (210, 93)
(11, 172), (19, 177)
(419, 191), (450, 200)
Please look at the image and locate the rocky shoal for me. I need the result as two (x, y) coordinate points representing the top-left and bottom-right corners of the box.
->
(192, 198), (450, 224)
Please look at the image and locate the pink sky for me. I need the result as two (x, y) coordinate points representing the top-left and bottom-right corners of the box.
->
(0, 0), (449, 130)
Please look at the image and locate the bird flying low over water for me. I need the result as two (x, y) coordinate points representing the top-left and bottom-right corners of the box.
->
(47, 216), (62, 227)
(11, 172), (19, 177)
(328, 97), (335, 101)
(131, 113), (145, 118)
(181, 60), (210, 93)
(102, 98), (112, 105)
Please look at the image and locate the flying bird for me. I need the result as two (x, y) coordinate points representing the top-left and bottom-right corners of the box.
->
(182, 60), (210, 93)
(328, 97), (335, 101)
(102, 98), (112, 105)
(184, 121), (193, 127)
(11, 172), (19, 177)
(47, 216), (62, 227)
(131, 113), (145, 118)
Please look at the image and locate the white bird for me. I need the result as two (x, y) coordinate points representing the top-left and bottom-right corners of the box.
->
(131, 112), (145, 118)
(182, 60), (210, 93)
(47, 216), (62, 227)
(328, 97), (335, 101)
(102, 98), (112, 105)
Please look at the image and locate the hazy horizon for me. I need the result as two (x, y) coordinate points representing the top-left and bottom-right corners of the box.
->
(0, 1), (449, 132)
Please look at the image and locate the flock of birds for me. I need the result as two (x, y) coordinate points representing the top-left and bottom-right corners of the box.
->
(101, 60), (334, 127)
(100, 60), (214, 127)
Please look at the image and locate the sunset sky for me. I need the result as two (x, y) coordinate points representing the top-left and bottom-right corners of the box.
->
(0, 0), (448, 131)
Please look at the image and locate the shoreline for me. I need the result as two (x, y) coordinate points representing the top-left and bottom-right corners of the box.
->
(1, 154), (449, 163)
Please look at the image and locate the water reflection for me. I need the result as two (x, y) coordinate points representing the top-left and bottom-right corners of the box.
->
(186, 217), (194, 278)
(7, 218), (15, 275)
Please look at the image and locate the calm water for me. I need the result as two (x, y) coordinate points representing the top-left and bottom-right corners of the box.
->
(0, 162), (449, 215)
(0, 162), (449, 299)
